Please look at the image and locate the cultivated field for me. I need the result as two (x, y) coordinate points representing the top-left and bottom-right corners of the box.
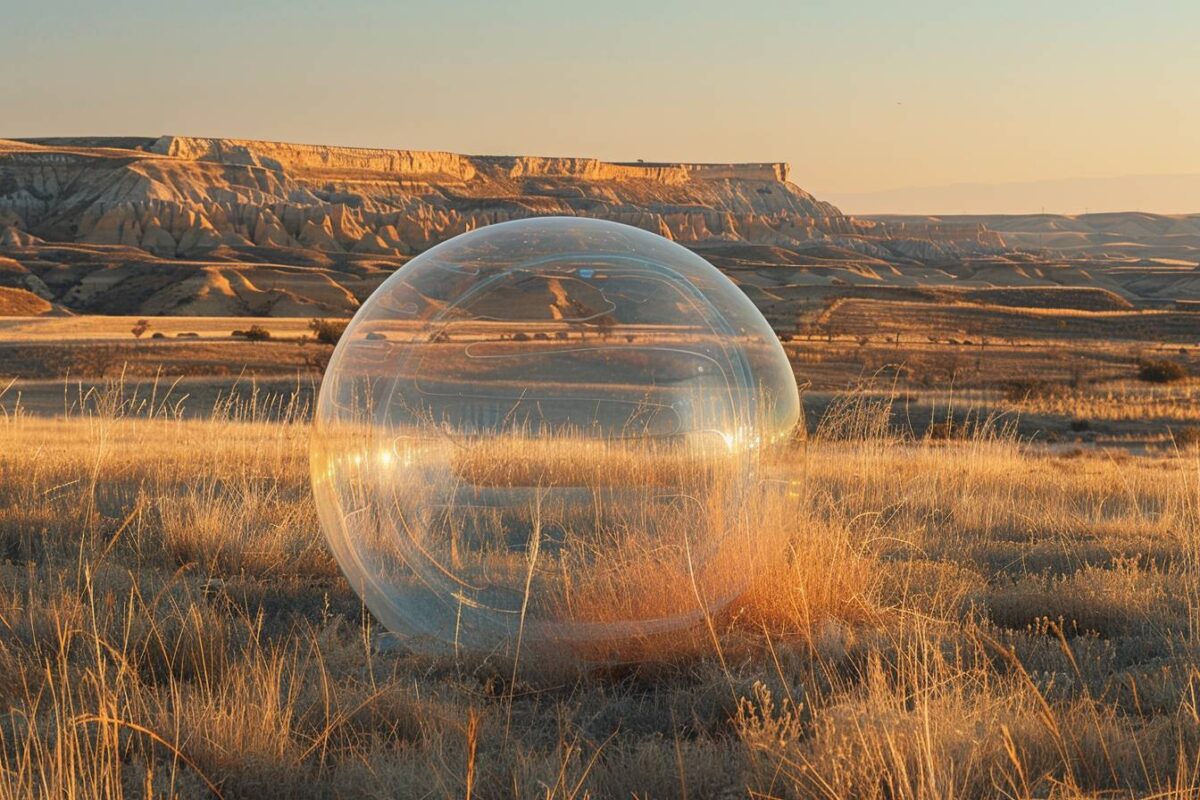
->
(1, 381), (1198, 798)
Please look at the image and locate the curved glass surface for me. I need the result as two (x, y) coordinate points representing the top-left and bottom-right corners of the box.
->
(311, 217), (799, 657)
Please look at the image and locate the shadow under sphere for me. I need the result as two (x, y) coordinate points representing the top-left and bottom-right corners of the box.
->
(311, 217), (799, 659)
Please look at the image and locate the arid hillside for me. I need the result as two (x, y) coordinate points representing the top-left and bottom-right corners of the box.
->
(867, 212), (1200, 301)
(0, 136), (1015, 317)
(0, 136), (1196, 322)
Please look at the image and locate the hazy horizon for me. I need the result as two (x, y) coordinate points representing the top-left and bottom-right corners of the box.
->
(7, 0), (1198, 214)
(819, 172), (1200, 216)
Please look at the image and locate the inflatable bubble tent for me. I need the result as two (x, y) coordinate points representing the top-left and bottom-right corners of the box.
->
(311, 217), (799, 658)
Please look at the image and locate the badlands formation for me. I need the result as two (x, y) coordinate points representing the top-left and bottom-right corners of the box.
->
(0, 136), (1196, 320)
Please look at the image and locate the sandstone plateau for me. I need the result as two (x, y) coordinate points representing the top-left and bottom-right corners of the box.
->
(0, 136), (1196, 323)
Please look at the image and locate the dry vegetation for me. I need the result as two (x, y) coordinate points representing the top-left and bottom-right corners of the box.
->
(1005, 380), (1200, 425)
(0, 380), (1197, 799)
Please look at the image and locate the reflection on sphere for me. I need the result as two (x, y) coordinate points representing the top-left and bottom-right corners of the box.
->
(311, 217), (799, 658)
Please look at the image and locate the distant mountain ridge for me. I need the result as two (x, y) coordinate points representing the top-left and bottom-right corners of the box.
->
(0, 136), (1194, 319)
(153, 136), (794, 183)
(1, 135), (858, 256)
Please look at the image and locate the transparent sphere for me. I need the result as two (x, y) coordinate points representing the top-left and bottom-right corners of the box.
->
(311, 217), (799, 659)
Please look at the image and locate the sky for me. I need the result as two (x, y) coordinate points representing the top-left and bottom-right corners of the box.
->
(4, 0), (1198, 213)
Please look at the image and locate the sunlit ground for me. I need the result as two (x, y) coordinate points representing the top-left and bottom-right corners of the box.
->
(0, 384), (1198, 798)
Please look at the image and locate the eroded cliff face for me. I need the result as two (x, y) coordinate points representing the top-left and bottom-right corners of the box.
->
(151, 137), (791, 183)
(0, 136), (862, 257)
(150, 136), (482, 181)
(0, 136), (1008, 316)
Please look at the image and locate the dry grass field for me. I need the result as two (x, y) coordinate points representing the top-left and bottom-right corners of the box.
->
(1, 379), (1198, 799)
(0, 317), (319, 344)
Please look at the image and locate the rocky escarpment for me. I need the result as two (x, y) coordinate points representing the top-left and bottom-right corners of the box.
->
(0, 136), (1014, 316)
(1, 136), (868, 258)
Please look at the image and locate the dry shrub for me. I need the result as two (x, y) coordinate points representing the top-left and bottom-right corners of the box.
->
(308, 318), (347, 345)
(156, 480), (332, 579)
(1138, 359), (1188, 383)
(987, 558), (1188, 638)
(736, 508), (878, 647)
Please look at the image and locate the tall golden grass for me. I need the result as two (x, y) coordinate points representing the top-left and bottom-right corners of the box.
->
(0, 379), (1197, 798)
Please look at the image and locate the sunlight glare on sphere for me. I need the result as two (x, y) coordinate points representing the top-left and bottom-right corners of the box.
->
(310, 217), (800, 659)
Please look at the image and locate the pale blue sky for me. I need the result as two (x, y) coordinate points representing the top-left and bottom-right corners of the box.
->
(4, 0), (1197, 207)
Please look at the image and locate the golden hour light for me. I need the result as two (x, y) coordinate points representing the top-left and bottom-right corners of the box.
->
(1, 1), (1198, 796)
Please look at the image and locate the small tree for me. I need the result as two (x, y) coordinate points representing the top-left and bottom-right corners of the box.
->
(234, 325), (272, 342)
(131, 319), (151, 338)
(309, 318), (348, 345)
